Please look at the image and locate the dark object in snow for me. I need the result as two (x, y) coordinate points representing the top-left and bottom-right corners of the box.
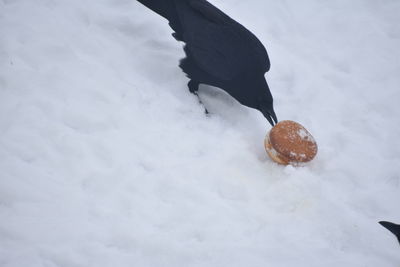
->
(379, 221), (400, 245)
(137, 0), (278, 126)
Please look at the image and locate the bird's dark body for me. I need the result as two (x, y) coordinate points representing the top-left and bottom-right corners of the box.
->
(137, 0), (277, 125)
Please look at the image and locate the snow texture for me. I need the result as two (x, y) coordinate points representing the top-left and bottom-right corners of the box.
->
(1, 0), (400, 266)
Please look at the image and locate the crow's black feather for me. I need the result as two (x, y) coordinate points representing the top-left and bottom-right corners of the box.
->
(380, 221), (400, 245)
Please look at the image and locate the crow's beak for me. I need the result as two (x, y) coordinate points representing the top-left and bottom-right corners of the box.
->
(262, 107), (278, 127)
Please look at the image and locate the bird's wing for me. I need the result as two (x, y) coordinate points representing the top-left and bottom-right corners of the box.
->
(181, 0), (270, 81)
(186, 25), (243, 80)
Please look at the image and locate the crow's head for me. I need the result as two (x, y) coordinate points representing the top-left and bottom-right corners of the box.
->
(229, 74), (278, 126)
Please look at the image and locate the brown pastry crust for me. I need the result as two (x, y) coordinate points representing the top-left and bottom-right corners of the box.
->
(264, 135), (291, 165)
(265, 120), (317, 164)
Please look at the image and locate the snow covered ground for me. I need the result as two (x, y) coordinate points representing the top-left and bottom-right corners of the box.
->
(1, 0), (400, 266)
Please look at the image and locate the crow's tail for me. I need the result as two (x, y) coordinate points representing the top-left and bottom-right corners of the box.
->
(379, 221), (400, 245)
(136, 0), (175, 21)
(137, 0), (183, 40)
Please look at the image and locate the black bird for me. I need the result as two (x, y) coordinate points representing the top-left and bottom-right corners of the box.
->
(379, 221), (400, 246)
(137, 0), (278, 126)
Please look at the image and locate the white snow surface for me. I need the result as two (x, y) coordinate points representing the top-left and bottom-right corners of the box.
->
(1, 0), (400, 266)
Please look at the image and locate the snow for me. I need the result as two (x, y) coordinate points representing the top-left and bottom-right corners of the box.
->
(1, 0), (400, 266)
(297, 128), (313, 142)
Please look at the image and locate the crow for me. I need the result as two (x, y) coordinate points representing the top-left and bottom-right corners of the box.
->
(137, 0), (278, 126)
(379, 221), (400, 246)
